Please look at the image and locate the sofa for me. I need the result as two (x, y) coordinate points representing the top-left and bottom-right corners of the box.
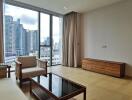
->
(0, 78), (28, 100)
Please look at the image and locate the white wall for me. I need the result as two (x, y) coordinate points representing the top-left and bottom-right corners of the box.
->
(82, 0), (132, 76)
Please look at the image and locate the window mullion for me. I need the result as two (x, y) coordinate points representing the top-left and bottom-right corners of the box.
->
(50, 15), (53, 66)
(38, 12), (40, 58)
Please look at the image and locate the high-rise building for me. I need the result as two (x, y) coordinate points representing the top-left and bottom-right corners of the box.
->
(4, 16), (15, 57)
(44, 37), (50, 45)
(26, 30), (39, 56)
(14, 19), (21, 56)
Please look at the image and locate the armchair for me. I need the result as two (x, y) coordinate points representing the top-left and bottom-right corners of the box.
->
(15, 56), (47, 87)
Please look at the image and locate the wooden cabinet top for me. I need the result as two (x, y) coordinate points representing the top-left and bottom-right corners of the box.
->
(82, 58), (125, 65)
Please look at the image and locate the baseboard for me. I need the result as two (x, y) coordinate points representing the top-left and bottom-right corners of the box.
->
(125, 75), (132, 79)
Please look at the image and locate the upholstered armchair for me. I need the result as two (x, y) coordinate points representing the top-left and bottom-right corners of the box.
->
(15, 56), (47, 87)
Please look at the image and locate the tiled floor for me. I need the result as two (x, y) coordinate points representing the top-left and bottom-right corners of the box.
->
(12, 65), (132, 100)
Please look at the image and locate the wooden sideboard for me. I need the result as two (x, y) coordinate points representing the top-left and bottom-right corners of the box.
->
(82, 58), (125, 78)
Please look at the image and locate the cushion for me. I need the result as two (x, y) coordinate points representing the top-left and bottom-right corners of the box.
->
(17, 56), (37, 68)
(22, 67), (46, 79)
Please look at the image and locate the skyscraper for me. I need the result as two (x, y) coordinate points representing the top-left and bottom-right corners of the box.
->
(5, 16), (15, 57)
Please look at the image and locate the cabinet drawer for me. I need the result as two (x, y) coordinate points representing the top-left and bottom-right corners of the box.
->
(105, 66), (120, 71)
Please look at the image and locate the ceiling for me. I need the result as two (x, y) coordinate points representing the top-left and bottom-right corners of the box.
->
(15, 0), (123, 15)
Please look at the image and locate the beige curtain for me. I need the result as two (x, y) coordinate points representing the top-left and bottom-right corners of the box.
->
(62, 12), (81, 67)
(0, 0), (4, 63)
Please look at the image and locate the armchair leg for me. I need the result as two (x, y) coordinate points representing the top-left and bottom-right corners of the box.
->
(37, 76), (40, 83)
(19, 79), (22, 88)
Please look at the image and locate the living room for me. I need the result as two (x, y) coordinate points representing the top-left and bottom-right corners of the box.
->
(1, 0), (132, 100)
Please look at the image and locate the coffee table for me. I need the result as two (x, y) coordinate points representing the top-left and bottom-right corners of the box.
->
(30, 73), (86, 100)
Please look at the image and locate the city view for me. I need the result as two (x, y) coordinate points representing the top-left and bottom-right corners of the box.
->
(4, 4), (62, 66)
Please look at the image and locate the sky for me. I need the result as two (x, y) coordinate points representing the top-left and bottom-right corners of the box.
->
(4, 4), (62, 43)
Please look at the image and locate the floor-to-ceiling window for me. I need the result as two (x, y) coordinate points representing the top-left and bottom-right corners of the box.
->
(40, 14), (63, 66)
(4, 4), (39, 65)
(40, 13), (51, 65)
(52, 16), (63, 65)
(3, 1), (63, 67)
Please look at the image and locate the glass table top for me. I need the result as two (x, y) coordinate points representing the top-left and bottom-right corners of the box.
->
(32, 73), (85, 98)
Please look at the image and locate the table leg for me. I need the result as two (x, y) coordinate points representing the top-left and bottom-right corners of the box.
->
(84, 89), (86, 100)
(37, 76), (40, 83)
(30, 80), (32, 94)
(7, 66), (11, 78)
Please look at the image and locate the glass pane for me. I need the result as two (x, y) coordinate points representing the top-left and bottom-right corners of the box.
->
(40, 47), (50, 66)
(40, 13), (50, 46)
(32, 73), (83, 98)
(4, 4), (39, 65)
(52, 16), (63, 65)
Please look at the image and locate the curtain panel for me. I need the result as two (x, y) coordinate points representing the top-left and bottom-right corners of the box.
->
(0, 0), (4, 63)
(62, 12), (81, 67)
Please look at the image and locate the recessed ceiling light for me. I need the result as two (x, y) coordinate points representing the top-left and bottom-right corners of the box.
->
(64, 6), (68, 10)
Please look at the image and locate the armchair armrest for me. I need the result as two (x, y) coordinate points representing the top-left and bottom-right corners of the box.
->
(37, 59), (47, 68)
(37, 59), (47, 74)
(15, 60), (22, 65)
(15, 60), (22, 79)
